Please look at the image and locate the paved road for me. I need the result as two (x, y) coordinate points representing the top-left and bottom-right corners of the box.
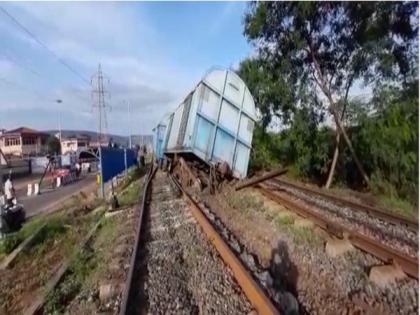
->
(20, 174), (97, 218)
(13, 174), (42, 190)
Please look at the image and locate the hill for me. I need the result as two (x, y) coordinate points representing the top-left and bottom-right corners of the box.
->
(44, 130), (153, 147)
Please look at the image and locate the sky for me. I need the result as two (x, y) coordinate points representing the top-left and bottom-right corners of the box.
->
(0, 2), (252, 136)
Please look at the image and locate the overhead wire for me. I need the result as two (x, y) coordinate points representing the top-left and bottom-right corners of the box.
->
(0, 77), (52, 101)
(0, 6), (103, 131)
(0, 50), (41, 77)
(0, 5), (90, 86)
(0, 6), (92, 105)
(0, 75), (91, 107)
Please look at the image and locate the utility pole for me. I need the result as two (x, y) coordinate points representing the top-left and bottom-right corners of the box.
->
(91, 64), (109, 146)
(56, 99), (63, 154)
(127, 101), (132, 148)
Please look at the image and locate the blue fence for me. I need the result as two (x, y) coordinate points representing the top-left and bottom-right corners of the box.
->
(99, 147), (137, 183)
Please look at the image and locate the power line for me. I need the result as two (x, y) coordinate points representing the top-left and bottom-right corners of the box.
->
(0, 50), (41, 77)
(0, 77), (51, 101)
(0, 77), (91, 109)
(0, 6), (90, 86)
(0, 49), (92, 104)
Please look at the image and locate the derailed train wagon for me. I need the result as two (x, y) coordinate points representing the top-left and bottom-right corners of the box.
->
(159, 68), (256, 179)
(152, 114), (170, 162)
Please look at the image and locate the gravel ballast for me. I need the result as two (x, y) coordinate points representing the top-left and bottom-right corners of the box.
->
(203, 186), (418, 315)
(269, 181), (418, 259)
(130, 172), (252, 315)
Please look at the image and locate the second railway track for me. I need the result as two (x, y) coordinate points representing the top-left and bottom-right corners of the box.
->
(120, 166), (279, 315)
(258, 181), (418, 279)
(272, 178), (418, 231)
(267, 179), (418, 259)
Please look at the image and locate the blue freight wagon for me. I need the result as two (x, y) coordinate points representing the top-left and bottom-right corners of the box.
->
(152, 116), (169, 163)
(159, 67), (256, 179)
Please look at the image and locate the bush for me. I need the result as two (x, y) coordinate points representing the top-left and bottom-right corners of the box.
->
(249, 83), (418, 206)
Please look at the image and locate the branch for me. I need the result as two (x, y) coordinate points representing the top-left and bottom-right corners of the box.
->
(340, 71), (355, 121)
(308, 41), (332, 99)
(310, 67), (325, 94)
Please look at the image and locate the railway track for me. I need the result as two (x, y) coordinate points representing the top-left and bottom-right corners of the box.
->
(267, 179), (418, 259)
(272, 178), (418, 231)
(119, 165), (280, 315)
(258, 181), (418, 279)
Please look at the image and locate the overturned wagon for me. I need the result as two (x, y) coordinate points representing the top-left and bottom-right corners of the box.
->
(157, 68), (256, 179)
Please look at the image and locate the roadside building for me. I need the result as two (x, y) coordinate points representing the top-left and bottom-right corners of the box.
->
(0, 127), (49, 157)
(60, 135), (90, 155)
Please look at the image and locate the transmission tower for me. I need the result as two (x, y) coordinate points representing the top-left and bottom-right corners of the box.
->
(91, 64), (110, 145)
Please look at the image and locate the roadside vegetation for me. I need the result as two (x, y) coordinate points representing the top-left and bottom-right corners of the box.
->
(239, 2), (418, 215)
(43, 168), (145, 313)
(225, 188), (322, 246)
(0, 195), (84, 259)
(44, 215), (119, 313)
(0, 166), (144, 314)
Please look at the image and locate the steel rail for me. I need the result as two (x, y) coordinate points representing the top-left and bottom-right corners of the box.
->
(170, 174), (280, 315)
(258, 184), (418, 279)
(271, 178), (418, 232)
(119, 164), (157, 315)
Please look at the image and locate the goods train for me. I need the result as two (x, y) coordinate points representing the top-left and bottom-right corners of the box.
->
(153, 68), (256, 179)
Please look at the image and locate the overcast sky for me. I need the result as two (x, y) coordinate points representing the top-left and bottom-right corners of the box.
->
(0, 2), (251, 135)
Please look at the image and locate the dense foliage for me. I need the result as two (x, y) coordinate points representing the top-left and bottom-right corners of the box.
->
(241, 2), (418, 204)
(248, 83), (418, 204)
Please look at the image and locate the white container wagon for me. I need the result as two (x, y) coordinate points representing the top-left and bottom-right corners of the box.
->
(163, 68), (256, 179)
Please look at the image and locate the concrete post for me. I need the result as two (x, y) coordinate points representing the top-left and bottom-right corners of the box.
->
(34, 183), (40, 195)
(27, 184), (32, 196)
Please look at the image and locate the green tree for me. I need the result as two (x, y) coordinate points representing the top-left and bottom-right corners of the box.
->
(352, 82), (419, 202)
(238, 58), (298, 130)
(243, 1), (418, 187)
(46, 136), (60, 155)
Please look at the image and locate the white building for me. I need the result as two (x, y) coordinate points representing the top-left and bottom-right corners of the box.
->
(60, 136), (90, 155)
(0, 127), (49, 157)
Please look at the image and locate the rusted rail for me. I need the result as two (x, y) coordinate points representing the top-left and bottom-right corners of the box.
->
(235, 168), (288, 191)
(258, 184), (418, 279)
(271, 178), (418, 231)
(119, 164), (157, 315)
(171, 175), (280, 315)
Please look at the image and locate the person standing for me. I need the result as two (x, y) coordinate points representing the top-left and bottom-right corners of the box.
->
(4, 175), (15, 207)
(75, 162), (81, 178)
(138, 145), (146, 167)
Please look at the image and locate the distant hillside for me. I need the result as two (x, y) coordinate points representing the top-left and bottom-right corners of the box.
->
(44, 130), (153, 147)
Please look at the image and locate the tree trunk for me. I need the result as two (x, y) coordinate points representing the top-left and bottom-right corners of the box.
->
(325, 132), (341, 188)
(330, 107), (370, 185)
(307, 42), (369, 186)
